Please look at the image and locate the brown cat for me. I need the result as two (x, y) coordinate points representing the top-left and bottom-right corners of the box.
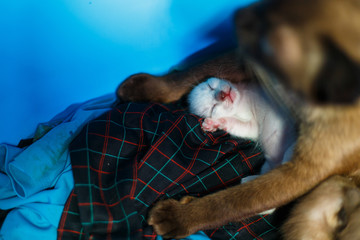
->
(118, 0), (360, 239)
(147, 100), (360, 238)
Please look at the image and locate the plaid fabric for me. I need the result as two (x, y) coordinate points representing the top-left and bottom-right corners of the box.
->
(57, 99), (283, 240)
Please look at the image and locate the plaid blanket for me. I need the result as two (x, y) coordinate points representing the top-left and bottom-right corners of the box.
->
(57, 99), (283, 240)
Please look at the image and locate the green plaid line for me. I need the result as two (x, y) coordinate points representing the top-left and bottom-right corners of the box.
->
(57, 100), (284, 240)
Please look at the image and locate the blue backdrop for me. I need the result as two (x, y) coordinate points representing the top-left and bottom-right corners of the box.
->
(0, 0), (256, 145)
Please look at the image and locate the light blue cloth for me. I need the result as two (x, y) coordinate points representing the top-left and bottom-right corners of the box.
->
(0, 93), (116, 240)
(156, 231), (211, 240)
(0, 93), (210, 240)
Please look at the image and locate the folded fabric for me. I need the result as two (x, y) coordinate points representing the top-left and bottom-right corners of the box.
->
(58, 99), (282, 240)
(0, 93), (116, 240)
(156, 231), (210, 240)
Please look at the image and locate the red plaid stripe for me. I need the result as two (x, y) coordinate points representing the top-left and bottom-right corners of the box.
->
(57, 100), (282, 240)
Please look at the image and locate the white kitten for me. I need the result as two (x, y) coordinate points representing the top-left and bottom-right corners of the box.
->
(188, 77), (296, 173)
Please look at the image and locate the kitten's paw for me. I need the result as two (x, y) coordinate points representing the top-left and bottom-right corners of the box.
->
(202, 118), (228, 132)
(148, 199), (198, 238)
(217, 118), (228, 131)
(202, 118), (220, 132)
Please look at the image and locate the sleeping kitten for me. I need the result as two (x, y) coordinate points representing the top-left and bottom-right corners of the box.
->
(188, 77), (296, 173)
(189, 80), (360, 238)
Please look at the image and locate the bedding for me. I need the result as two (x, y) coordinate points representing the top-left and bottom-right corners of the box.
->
(0, 94), (116, 239)
(57, 98), (283, 240)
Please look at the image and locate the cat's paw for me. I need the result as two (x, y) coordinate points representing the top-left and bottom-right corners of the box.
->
(117, 73), (173, 103)
(148, 198), (199, 238)
(202, 118), (227, 132)
(202, 118), (219, 132)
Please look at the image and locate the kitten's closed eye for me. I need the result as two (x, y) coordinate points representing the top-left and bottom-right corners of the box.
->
(207, 83), (214, 91)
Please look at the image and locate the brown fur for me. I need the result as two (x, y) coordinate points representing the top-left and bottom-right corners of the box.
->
(117, 51), (251, 103)
(235, 0), (360, 104)
(337, 202), (360, 240)
(147, 102), (360, 238)
(282, 175), (360, 240)
(117, 0), (360, 239)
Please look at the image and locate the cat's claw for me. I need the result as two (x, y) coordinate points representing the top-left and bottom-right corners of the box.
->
(179, 196), (197, 204)
(148, 197), (199, 239)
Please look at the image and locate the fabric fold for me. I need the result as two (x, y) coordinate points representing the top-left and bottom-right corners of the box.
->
(0, 93), (116, 240)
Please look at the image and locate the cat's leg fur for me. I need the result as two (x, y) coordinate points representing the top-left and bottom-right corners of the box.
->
(148, 104), (360, 239)
(117, 50), (250, 103)
(282, 175), (360, 240)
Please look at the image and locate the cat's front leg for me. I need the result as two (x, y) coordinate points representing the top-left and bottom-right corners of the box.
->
(147, 150), (340, 239)
(117, 50), (246, 103)
(148, 111), (355, 239)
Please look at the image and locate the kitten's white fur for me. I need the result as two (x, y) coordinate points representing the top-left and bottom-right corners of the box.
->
(188, 77), (296, 173)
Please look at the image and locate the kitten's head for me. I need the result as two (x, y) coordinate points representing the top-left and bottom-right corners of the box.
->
(188, 77), (240, 118)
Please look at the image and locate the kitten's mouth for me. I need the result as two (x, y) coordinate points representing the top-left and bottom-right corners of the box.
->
(228, 88), (237, 103)
(224, 87), (236, 103)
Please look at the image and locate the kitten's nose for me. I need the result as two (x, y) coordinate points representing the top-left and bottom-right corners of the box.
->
(216, 90), (230, 102)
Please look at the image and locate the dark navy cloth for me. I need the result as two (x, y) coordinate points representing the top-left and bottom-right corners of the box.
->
(57, 100), (282, 240)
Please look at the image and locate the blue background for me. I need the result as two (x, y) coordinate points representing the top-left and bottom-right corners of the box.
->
(0, 0), (256, 145)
